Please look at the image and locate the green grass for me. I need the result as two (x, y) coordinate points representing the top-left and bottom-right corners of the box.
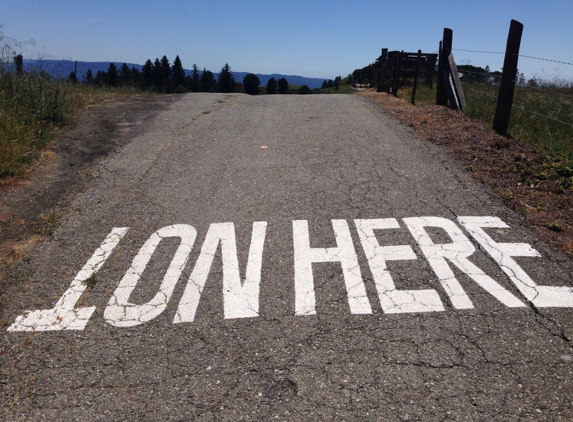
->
(319, 84), (358, 95)
(398, 80), (573, 158)
(396, 79), (573, 191)
(0, 72), (140, 177)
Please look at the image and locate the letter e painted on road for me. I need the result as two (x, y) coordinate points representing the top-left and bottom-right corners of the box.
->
(459, 216), (573, 307)
(404, 217), (525, 309)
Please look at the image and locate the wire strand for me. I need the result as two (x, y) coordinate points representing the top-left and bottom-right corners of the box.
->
(452, 48), (573, 66)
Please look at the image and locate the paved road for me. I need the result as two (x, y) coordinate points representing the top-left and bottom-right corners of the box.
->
(2, 93), (573, 420)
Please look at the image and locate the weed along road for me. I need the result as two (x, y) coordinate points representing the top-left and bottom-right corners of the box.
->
(2, 93), (573, 420)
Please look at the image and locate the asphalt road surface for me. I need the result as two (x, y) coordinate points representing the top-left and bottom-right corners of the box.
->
(2, 93), (573, 421)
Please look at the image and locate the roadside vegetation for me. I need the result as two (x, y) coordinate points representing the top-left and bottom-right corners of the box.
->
(389, 70), (573, 193)
(0, 68), (143, 177)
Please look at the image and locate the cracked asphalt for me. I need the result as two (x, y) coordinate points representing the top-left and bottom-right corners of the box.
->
(2, 93), (573, 420)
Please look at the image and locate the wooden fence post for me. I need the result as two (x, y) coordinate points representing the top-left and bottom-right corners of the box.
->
(436, 29), (452, 106)
(411, 50), (421, 105)
(14, 55), (24, 75)
(377, 48), (388, 93)
(493, 19), (523, 136)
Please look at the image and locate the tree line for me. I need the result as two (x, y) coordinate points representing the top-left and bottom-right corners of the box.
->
(71, 55), (291, 95)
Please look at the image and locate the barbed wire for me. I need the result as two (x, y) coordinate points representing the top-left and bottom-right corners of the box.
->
(517, 82), (573, 99)
(451, 48), (573, 66)
(460, 70), (502, 79)
(508, 103), (573, 127)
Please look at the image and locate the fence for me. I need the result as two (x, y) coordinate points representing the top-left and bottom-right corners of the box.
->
(374, 19), (573, 141)
(375, 49), (437, 105)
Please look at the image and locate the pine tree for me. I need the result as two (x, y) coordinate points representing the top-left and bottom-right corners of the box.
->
(266, 77), (277, 94)
(83, 69), (93, 84)
(120, 63), (131, 86)
(160, 55), (171, 81)
(141, 59), (153, 90)
(107, 63), (119, 87)
(131, 67), (141, 85)
(217, 63), (235, 93)
(171, 55), (186, 88)
(153, 58), (162, 90)
(278, 77), (289, 94)
(200, 68), (215, 92)
(191, 64), (201, 92)
(243, 73), (260, 95)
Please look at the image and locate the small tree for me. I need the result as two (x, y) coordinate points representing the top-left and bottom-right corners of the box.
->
(107, 62), (119, 87)
(83, 69), (93, 84)
(217, 63), (235, 93)
(278, 77), (289, 94)
(344, 73), (355, 85)
(171, 55), (186, 88)
(120, 63), (131, 86)
(298, 85), (311, 95)
(94, 70), (106, 86)
(141, 59), (153, 90)
(152, 58), (162, 90)
(243, 73), (260, 95)
(131, 66), (141, 84)
(191, 64), (201, 92)
(68, 71), (77, 84)
(266, 77), (277, 94)
(201, 68), (215, 92)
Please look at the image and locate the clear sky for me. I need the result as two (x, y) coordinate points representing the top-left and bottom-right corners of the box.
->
(2, 0), (572, 81)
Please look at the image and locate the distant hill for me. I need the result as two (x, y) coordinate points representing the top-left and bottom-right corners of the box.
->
(22, 60), (326, 89)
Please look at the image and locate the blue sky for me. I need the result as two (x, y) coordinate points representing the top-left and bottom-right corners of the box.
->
(2, 0), (572, 81)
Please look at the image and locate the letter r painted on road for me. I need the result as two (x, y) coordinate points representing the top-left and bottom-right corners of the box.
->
(354, 219), (444, 313)
(293, 220), (372, 316)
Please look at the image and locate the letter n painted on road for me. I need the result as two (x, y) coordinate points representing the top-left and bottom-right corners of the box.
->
(293, 220), (372, 316)
(8, 228), (128, 332)
(174, 222), (267, 323)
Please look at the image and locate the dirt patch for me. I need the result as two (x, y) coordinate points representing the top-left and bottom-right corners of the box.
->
(0, 94), (175, 287)
(357, 88), (573, 260)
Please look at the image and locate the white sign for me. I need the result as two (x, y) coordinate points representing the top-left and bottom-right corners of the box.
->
(8, 216), (573, 332)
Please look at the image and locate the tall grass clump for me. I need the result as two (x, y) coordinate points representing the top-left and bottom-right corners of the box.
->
(0, 26), (141, 178)
(0, 71), (75, 176)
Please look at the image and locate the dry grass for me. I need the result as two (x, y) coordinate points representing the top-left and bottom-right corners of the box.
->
(0, 72), (140, 178)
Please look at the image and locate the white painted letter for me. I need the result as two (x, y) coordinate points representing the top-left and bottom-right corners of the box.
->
(355, 219), (444, 313)
(105, 225), (196, 327)
(8, 227), (128, 332)
(174, 222), (267, 323)
(404, 217), (525, 309)
(293, 220), (371, 316)
(459, 216), (573, 307)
